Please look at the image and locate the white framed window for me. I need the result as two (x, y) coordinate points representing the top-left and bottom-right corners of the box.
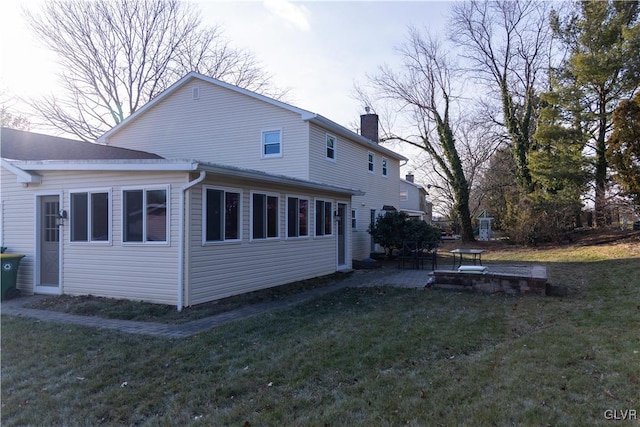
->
(400, 190), (409, 202)
(351, 208), (358, 230)
(287, 196), (309, 238)
(262, 129), (282, 158)
(326, 133), (336, 161)
(122, 186), (169, 244)
(203, 186), (242, 243)
(70, 188), (111, 243)
(315, 199), (333, 237)
(368, 152), (375, 173)
(251, 191), (279, 240)
(382, 158), (388, 177)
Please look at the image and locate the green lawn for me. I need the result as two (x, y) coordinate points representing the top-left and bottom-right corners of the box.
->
(2, 239), (639, 426)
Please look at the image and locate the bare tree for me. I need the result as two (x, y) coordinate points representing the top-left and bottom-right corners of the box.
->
(365, 28), (476, 241)
(450, 0), (551, 193)
(25, 0), (285, 141)
(1, 91), (30, 130)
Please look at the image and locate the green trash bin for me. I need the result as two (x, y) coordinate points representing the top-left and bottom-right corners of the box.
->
(1, 253), (25, 301)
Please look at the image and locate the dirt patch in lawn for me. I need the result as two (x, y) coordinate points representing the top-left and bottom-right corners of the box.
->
(24, 272), (353, 324)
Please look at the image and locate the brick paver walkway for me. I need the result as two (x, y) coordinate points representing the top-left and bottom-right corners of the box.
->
(1, 267), (431, 338)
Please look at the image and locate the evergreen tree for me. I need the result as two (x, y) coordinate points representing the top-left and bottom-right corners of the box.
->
(608, 92), (640, 205)
(550, 0), (640, 227)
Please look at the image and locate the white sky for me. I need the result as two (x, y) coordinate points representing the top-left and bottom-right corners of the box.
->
(0, 0), (453, 177)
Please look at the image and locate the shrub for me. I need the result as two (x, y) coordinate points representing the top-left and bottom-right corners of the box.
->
(368, 211), (441, 257)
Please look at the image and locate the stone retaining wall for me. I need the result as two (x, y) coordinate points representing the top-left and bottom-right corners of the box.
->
(433, 266), (547, 295)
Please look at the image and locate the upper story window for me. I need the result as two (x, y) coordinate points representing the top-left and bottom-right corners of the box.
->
(204, 186), (241, 243)
(287, 196), (309, 238)
(70, 189), (111, 243)
(382, 158), (388, 177)
(315, 199), (333, 237)
(262, 129), (282, 158)
(123, 186), (168, 243)
(326, 134), (336, 161)
(400, 190), (409, 202)
(252, 192), (279, 240)
(368, 152), (375, 173)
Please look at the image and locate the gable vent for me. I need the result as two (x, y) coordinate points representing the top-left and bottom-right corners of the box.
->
(192, 87), (200, 100)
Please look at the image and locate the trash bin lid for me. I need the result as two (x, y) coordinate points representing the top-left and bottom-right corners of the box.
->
(0, 254), (25, 259)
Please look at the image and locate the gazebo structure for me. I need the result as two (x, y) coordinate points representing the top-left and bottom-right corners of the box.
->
(477, 210), (494, 241)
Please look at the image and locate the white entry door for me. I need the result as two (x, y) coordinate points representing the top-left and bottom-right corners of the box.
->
(36, 195), (61, 294)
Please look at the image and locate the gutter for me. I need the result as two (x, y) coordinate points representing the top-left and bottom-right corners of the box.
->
(177, 170), (206, 311)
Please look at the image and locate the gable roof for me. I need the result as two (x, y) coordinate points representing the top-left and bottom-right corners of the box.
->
(0, 127), (163, 161)
(96, 72), (407, 161)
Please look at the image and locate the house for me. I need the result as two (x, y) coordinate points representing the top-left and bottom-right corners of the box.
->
(0, 72), (407, 308)
(399, 173), (432, 222)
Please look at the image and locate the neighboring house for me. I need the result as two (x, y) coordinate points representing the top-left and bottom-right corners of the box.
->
(0, 73), (406, 308)
(400, 173), (432, 222)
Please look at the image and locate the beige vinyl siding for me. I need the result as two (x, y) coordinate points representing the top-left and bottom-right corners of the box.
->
(1, 167), (36, 289)
(105, 80), (311, 179)
(308, 123), (400, 259)
(0, 167), (187, 305)
(186, 177), (348, 306)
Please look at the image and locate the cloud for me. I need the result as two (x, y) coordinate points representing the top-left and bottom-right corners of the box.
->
(264, 0), (311, 32)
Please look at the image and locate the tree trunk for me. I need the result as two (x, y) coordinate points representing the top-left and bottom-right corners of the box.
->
(594, 96), (608, 228)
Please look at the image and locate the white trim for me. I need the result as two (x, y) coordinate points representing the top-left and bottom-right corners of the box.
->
(121, 184), (171, 245)
(351, 207), (358, 231)
(33, 191), (63, 296)
(367, 152), (375, 174)
(68, 187), (113, 245)
(1, 159), (42, 184)
(178, 171), (206, 311)
(10, 159), (199, 172)
(325, 133), (337, 162)
(261, 128), (283, 159)
(314, 198), (334, 238)
(250, 190), (281, 241)
(285, 194), (310, 239)
(202, 185), (243, 244)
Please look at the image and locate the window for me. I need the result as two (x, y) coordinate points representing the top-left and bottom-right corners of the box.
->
(252, 192), (279, 239)
(315, 199), (333, 236)
(204, 187), (241, 242)
(400, 190), (409, 202)
(123, 187), (168, 243)
(326, 134), (336, 161)
(382, 158), (388, 176)
(368, 152), (375, 173)
(262, 129), (282, 158)
(287, 196), (309, 238)
(351, 208), (358, 230)
(70, 190), (110, 242)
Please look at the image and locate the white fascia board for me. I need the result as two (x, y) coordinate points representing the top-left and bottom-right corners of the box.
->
(305, 115), (408, 162)
(9, 159), (199, 172)
(198, 162), (365, 197)
(1, 158), (42, 183)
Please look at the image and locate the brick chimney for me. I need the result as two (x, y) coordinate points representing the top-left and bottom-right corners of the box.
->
(360, 107), (379, 143)
(405, 173), (414, 183)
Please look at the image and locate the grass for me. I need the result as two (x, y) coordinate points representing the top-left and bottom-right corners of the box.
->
(2, 237), (640, 426)
(23, 272), (351, 324)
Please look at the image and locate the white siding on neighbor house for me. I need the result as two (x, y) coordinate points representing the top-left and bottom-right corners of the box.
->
(0, 167), (188, 305)
(104, 80), (311, 179)
(186, 176), (350, 306)
(400, 180), (427, 213)
(307, 123), (400, 260)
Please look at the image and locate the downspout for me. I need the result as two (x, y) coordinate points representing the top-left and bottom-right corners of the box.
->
(178, 170), (206, 311)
